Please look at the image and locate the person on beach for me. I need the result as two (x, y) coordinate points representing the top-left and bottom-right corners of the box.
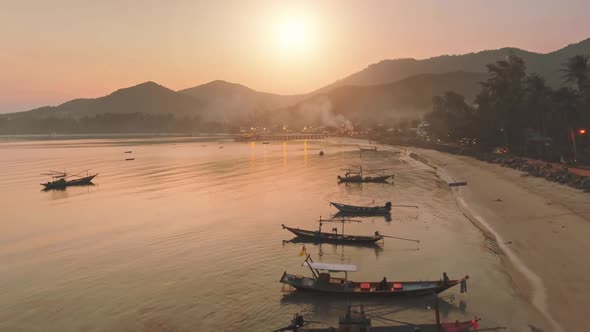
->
(380, 277), (388, 290)
(292, 313), (305, 328)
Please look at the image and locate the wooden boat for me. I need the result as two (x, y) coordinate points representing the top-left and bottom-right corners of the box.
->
(358, 146), (378, 152)
(337, 166), (393, 183)
(280, 255), (467, 297)
(41, 170), (97, 190)
(330, 201), (392, 215)
(282, 224), (383, 245)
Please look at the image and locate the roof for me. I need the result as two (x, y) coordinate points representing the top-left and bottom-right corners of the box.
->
(303, 262), (357, 272)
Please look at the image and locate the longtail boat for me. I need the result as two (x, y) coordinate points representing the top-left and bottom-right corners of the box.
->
(330, 201), (392, 215)
(337, 166), (393, 183)
(282, 218), (383, 245)
(41, 170), (97, 190)
(280, 255), (467, 297)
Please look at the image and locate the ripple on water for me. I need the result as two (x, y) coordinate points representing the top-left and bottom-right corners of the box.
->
(0, 138), (539, 331)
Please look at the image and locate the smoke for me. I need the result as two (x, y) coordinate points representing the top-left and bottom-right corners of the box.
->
(297, 96), (353, 131)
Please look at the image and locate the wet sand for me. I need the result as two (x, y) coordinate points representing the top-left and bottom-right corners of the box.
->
(410, 147), (590, 332)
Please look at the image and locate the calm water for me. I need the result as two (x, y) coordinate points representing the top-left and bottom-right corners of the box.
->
(0, 137), (542, 331)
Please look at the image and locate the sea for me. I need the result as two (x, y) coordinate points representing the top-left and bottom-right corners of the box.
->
(0, 136), (542, 331)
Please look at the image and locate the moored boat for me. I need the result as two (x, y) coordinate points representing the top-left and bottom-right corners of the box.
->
(41, 170), (97, 190)
(338, 174), (392, 183)
(282, 224), (383, 244)
(337, 166), (393, 183)
(330, 201), (392, 215)
(358, 146), (378, 152)
(280, 255), (467, 297)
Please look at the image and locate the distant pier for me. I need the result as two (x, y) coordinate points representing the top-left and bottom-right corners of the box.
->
(234, 134), (329, 142)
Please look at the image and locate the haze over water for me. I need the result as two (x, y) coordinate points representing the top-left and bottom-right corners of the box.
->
(0, 137), (542, 331)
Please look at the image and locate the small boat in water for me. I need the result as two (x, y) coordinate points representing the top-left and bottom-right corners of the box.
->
(282, 219), (383, 245)
(280, 255), (467, 297)
(337, 166), (393, 183)
(358, 145), (378, 152)
(330, 201), (392, 215)
(41, 170), (97, 190)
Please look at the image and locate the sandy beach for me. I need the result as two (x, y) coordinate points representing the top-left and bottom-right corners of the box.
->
(408, 147), (590, 331)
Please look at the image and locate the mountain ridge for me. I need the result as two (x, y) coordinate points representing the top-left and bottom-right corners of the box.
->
(2, 37), (589, 134)
(318, 37), (590, 92)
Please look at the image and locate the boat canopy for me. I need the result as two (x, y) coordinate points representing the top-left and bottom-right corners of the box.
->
(303, 262), (357, 272)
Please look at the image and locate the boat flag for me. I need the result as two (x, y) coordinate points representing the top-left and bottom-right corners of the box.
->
(299, 245), (307, 257)
(471, 317), (480, 330)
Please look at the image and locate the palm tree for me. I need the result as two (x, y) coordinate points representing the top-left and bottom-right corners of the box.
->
(562, 55), (590, 133)
(562, 55), (590, 92)
(477, 55), (527, 149)
(552, 87), (579, 160)
(524, 74), (551, 136)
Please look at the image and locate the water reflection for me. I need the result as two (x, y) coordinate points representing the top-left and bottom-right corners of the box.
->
(279, 292), (467, 323)
(282, 238), (384, 258)
(333, 211), (393, 222)
(283, 142), (287, 167)
(249, 141), (256, 162)
(0, 138), (537, 331)
(303, 140), (308, 167)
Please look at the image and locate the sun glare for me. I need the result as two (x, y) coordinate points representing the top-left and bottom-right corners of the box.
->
(276, 15), (313, 54)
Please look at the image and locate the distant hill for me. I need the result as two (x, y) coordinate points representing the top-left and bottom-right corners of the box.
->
(274, 71), (488, 128)
(8, 81), (201, 120)
(320, 38), (590, 91)
(178, 80), (305, 123)
(0, 82), (206, 134)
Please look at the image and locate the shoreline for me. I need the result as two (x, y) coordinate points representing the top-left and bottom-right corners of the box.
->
(403, 147), (590, 331)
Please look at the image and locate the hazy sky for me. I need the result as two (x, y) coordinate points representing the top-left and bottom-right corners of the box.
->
(1, 0), (590, 113)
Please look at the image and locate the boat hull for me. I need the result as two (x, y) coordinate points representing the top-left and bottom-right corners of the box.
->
(280, 272), (461, 297)
(42, 174), (97, 189)
(282, 225), (382, 244)
(330, 202), (391, 215)
(337, 174), (392, 183)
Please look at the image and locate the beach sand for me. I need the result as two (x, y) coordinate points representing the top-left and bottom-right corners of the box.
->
(409, 148), (590, 332)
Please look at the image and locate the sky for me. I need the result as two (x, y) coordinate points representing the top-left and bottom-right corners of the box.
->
(1, 0), (590, 113)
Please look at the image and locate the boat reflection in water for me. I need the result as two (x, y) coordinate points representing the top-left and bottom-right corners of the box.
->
(333, 211), (392, 222)
(283, 237), (384, 258)
(275, 296), (480, 332)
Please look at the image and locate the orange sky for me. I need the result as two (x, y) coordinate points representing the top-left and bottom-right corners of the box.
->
(1, 0), (590, 113)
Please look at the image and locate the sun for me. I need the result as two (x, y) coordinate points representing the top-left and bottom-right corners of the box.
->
(276, 15), (312, 53)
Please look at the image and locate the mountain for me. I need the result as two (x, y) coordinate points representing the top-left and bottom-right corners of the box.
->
(8, 81), (201, 120)
(321, 38), (590, 91)
(0, 82), (206, 134)
(274, 71), (488, 128)
(178, 80), (305, 123)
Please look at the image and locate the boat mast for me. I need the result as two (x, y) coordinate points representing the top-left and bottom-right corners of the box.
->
(319, 217), (361, 236)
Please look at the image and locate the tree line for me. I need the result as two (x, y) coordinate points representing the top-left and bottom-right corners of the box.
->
(0, 113), (239, 134)
(425, 55), (590, 162)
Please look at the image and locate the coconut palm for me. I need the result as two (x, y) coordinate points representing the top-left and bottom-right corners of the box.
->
(562, 55), (590, 92)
